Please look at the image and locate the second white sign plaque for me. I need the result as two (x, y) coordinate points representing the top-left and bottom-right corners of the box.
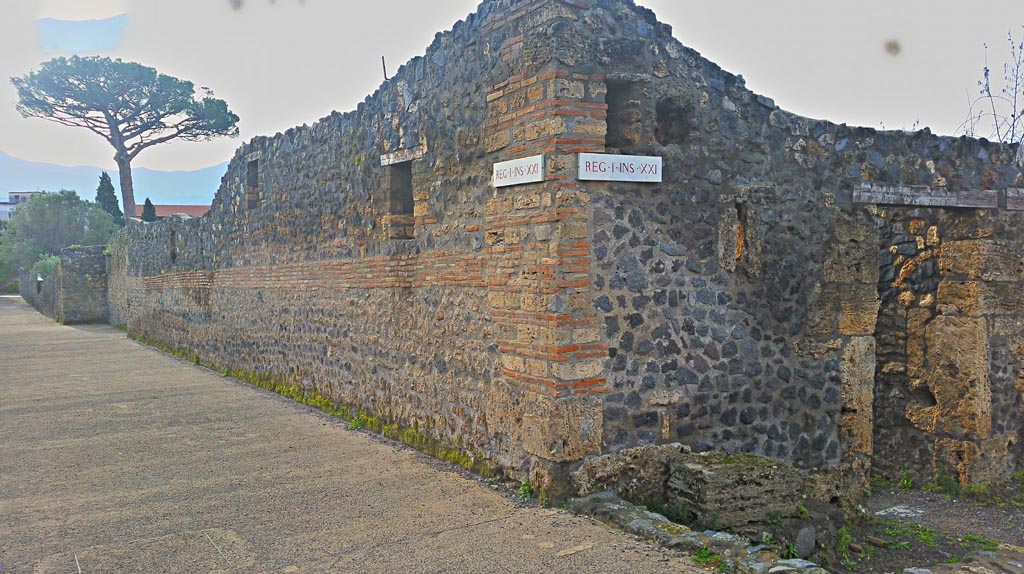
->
(578, 153), (663, 183)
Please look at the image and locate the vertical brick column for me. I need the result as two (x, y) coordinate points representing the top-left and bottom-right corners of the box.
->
(478, 0), (609, 490)
(484, 69), (610, 398)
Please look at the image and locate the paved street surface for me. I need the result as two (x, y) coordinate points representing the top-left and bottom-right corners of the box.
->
(0, 297), (696, 573)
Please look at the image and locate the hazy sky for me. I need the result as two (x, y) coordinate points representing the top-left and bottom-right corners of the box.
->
(2, 0), (1023, 172)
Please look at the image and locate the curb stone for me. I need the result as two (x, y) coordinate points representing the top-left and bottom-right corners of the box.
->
(572, 491), (831, 574)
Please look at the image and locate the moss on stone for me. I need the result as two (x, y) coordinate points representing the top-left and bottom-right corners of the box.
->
(700, 452), (779, 467)
(655, 521), (689, 535)
(128, 332), (496, 478)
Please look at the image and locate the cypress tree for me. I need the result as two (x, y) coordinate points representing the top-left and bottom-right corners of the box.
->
(141, 198), (158, 222)
(95, 172), (124, 226)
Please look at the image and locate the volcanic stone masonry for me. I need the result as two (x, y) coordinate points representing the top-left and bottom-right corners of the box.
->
(36, 0), (1024, 500)
(23, 245), (107, 324)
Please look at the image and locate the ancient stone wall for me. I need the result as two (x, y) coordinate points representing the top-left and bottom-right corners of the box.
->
(58, 246), (109, 324)
(22, 246), (108, 324)
(18, 268), (37, 305)
(95, 0), (1024, 494)
(871, 207), (1024, 484)
(108, 0), (614, 491)
(547, 1), (1024, 491)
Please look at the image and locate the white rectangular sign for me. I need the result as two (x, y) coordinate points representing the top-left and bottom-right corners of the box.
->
(578, 153), (662, 182)
(493, 155), (545, 188)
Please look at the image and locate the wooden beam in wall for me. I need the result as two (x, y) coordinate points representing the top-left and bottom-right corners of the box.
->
(1006, 188), (1024, 211)
(853, 183), (999, 209)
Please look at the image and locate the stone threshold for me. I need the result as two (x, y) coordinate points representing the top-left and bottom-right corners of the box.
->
(571, 491), (830, 574)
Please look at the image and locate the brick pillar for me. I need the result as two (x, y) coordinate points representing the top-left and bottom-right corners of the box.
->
(479, 0), (610, 493)
(484, 69), (610, 397)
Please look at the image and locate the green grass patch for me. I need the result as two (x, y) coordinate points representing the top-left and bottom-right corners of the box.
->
(836, 525), (854, 561)
(962, 534), (1000, 552)
(693, 545), (721, 568)
(881, 519), (938, 547)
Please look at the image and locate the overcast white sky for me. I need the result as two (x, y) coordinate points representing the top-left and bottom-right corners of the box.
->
(1, 0), (1023, 172)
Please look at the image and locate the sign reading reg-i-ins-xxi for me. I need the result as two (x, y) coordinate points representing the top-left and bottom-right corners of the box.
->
(578, 153), (662, 182)
(492, 155), (545, 188)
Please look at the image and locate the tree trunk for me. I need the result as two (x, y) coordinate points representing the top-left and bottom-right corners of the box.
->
(114, 152), (136, 221)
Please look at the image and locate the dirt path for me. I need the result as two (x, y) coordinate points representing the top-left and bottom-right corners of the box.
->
(0, 297), (699, 574)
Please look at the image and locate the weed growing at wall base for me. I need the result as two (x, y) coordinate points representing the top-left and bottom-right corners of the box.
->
(517, 477), (534, 501)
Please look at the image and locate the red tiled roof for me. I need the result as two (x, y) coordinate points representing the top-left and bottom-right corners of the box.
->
(133, 204), (210, 218)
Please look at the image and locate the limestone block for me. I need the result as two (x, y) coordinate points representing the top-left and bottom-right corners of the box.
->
(990, 315), (1024, 337)
(551, 359), (604, 381)
(839, 285), (881, 335)
(823, 218), (879, 284)
(937, 210), (996, 240)
(937, 281), (1024, 317)
(520, 293), (550, 312)
(573, 328), (602, 344)
(940, 240), (1024, 281)
(793, 337), (842, 359)
(517, 324), (539, 344)
(906, 316), (992, 440)
(550, 78), (584, 99)
(513, 193), (541, 210)
(571, 443), (689, 500)
(823, 253), (876, 284)
(933, 435), (1014, 485)
(502, 354), (526, 372)
(667, 452), (807, 528)
(560, 222), (588, 239)
(906, 309), (931, 381)
(808, 284), (880, 337)
(485, 383), (602, 463)
(573, 119), (607, 137)
(485, 129), (510, 153)
(715, 206), (740, 273)
(525, 358), (549, 377)
(524, 117), (567, 141)
(840, 337), (875, 460)
(527, 84), (544, 103)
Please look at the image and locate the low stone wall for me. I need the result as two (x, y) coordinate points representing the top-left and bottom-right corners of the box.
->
(21, 246), (109, 324)
(32, 271), (57, 319)
(18, 268), (36, 305)
(56, 246), (108, 324)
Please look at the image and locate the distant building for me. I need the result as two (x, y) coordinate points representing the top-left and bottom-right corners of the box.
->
(132, 204), (210, 219)
(0, 191), (45, 220)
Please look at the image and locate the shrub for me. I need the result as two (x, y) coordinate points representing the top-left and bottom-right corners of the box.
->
(30, 255), (60, 280)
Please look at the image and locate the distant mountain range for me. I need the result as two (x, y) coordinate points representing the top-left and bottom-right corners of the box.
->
(0, 151), (228, 206)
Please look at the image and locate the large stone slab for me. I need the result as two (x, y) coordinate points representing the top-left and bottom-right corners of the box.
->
(937, 281), (1024, 316)
(572, 443), (689, 511)
(940, 240), (1024, 281)
(906, 316), (992, 440)
(667, 452), (807, 529)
